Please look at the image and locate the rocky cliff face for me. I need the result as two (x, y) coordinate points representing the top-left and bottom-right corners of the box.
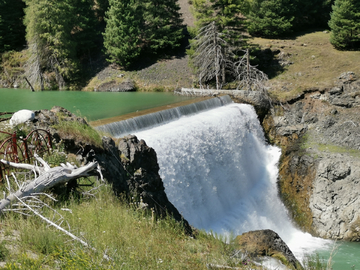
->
(264, 72), (360, 241)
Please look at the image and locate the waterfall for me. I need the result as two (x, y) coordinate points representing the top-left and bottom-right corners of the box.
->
(96, 95), (233, 137)
(118, 102), (330, 259)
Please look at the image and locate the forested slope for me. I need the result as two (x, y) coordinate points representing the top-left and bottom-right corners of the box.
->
(0, 0), (359, 93)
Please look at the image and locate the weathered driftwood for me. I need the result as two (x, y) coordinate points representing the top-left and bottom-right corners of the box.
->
(0, 154), (97, 212)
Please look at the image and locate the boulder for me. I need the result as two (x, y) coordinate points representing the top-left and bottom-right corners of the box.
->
(9, 109), (35, 127)
(235, 230), (302, 269)
(96, 79), (136, 92)
(32, 106), (89, 149)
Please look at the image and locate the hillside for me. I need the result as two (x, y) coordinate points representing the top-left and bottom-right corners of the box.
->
(251, 31), (360, 101)
(84, 21), (360, 103)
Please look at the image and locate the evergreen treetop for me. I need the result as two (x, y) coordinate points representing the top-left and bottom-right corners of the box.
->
(247, 0), (295, 37)
(103, 0), (142, 68)
(328, 0), (360, 49)
(103, 0), (184, 69)
(0, 0), (26, 52)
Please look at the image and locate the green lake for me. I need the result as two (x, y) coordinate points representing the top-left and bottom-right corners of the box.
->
(0, 88), (193, 121)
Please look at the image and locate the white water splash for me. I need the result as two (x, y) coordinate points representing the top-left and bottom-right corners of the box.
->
(132, 103), (330, 260)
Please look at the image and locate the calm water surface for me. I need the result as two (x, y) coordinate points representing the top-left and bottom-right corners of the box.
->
(0, 88), (193, 121)
(318, 241), (360, 270)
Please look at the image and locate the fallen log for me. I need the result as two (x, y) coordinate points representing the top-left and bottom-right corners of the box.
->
(0, 154), (98, 212)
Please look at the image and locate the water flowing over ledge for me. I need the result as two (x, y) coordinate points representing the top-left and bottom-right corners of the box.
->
(95, 95), (233, 137)
(130, 103), (330, 261)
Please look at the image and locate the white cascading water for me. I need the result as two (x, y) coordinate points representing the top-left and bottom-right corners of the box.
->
(131, 103), (330, 260)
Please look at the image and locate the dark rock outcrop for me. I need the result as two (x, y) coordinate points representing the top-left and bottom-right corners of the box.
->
(117, 135), (192, 234)
(235, 230), (302, 269)
(34, 106), (87, 129)
(30, 107), (192, 235)
(32, 106), (94, 152)
(230, 90), (271, 121)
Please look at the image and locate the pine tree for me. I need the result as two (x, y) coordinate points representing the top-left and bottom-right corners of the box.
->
(71, 0), (99, 59)
(192, 0), (247, 30)
(188, 0), (249, 89)
(103, 0), (142, 68)
(24, 0), (79, 89)
(142, 0), (184, 53)
(103, 0), (184, 68)
(328, 0), (360, 49)
(292, 0), (334, 30)
(191, 0), (247, 46)
(247, 0), (295, 37)
(0, 0), (26, 52)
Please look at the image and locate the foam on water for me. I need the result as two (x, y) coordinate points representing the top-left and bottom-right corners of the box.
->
(126, 103), (330, 260)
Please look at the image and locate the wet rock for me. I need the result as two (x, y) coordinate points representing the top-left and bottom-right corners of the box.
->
(230, 90), (271, 120)
(118, 135), (193, 234)
(28, 108), (192, 235)
(235, 230), (302, 269)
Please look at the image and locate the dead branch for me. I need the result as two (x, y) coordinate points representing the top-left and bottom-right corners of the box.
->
(234, 49), (269, 91)
(0, 154), (97, 212)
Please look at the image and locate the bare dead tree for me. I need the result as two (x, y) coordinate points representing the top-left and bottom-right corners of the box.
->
(192, 22), (234, 90)
(0, 154), (98, 211)
(233, 49), (269, 92)
(190, 22), (268, 92)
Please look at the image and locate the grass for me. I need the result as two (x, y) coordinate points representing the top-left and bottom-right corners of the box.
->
(0, 184), (260, 270)
(301, 130), (360, 158)
(81, 30), (360, 97)
(83, 55), (194, 93)
(250, 30), (360, 101)
(53, 116), (103, 149)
